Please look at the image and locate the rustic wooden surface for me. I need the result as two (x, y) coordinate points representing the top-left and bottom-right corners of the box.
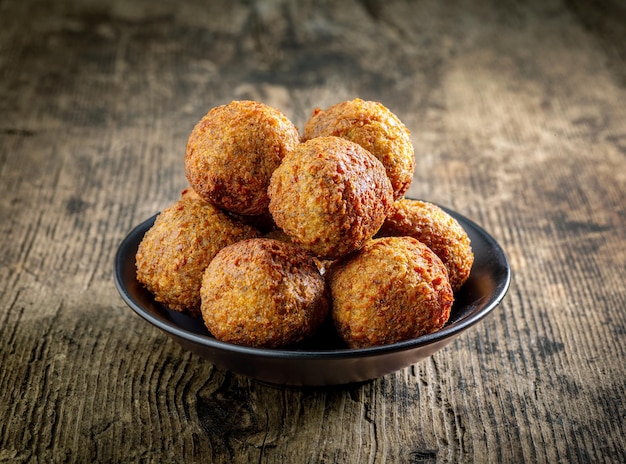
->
(1, 0), (625, 462)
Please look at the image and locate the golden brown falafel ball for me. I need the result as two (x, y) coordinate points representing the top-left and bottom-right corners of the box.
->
(200, 238), (329, 348)
(378, 199), (474, 292)
(328, 236), (453, 348)
(303, 98), (415, 200)
(185, 100), (301, 216)
(268, 136), (393, 260)
(135, 196), (261, 317)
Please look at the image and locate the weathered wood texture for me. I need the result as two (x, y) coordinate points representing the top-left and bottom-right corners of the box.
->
(1, 0), (625, 462)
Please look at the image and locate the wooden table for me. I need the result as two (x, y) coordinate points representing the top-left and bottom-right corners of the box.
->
(1, 0), (625, 462)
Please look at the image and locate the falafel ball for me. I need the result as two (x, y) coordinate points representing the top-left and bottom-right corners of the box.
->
(135, 196), (261, 316)
(185, 100), (301, 216)
(303, 98), (415, 200)
(328, 236), (453, 348)
(268, 136), (393, 260)
(200, 238), (329, 348)
(378, 199), (474, 291)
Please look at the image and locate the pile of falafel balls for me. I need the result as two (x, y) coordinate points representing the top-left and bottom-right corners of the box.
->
(135, 99), (474, 349)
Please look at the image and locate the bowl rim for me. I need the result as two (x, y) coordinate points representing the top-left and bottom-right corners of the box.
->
(114, 201), (511, 361)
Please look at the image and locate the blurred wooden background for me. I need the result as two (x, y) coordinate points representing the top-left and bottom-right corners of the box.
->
(0, 0), (624, 462)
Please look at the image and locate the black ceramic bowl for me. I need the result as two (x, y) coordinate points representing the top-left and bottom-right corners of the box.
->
(114, 203), (510, 386)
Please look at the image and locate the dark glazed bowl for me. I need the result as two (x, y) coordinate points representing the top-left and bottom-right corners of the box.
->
(114, 203), (510, 386)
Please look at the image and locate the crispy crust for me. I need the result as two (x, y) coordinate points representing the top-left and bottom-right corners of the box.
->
(378, 199), (474, 291)
(185, 100), (301, 215)
(328, 236), (453, 348)
(135, 196), (261, 316)
(200, 238), (329, 348)
(268, 136), (393, 260)
(303, 98), (414, 200)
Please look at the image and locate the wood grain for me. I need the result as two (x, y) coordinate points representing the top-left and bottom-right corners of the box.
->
(1, 0), (625, 462)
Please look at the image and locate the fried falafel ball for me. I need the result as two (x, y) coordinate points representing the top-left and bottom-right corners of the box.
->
(303, 98), (415, 200)
(268, 136), (393, 260)
(200, 238), (329, 348)
(328, 236), (454, 348)
(378, 199), (474, 292)
(185, 100), (301, 216)
(135, 196), (261, 317)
